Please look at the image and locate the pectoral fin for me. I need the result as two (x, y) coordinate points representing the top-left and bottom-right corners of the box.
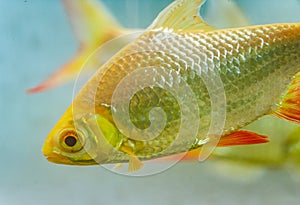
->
(128, 155), (143, 172)
(119, 146), (143, 172)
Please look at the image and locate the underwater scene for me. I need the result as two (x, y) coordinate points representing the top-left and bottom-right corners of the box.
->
(1, 0), (300, 204)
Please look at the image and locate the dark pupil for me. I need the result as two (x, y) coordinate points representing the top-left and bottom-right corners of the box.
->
(64, 136), (77, 147)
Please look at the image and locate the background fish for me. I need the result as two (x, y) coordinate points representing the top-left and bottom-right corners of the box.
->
(27, 0), (130, 93)
(43, 0), (300, 172)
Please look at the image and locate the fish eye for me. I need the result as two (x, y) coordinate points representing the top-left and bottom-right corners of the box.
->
(58, 129), (85, 153)
(64, 135), (77, 147)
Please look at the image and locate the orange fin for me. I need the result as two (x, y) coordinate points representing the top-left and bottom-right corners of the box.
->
(177, 130), (269, 161)
(154, 131), (269, 162)
(275, 73), (300, 124)
(217, 130), (269, 147)
(180, 148), (202, 161)
(153, 149), (201, 162)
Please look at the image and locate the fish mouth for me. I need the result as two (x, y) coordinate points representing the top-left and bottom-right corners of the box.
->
(42, 142), (77, 165)
(43, 142), (98, 165)
(43, 146), (99, 166)
(45, 153), (98, 165)
(45, 155), (75, 165)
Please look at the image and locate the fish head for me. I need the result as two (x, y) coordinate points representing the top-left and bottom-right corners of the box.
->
(42, 107), (122, 165)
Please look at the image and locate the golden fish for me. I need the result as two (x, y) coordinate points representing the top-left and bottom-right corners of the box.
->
(43, 0), (300, 172)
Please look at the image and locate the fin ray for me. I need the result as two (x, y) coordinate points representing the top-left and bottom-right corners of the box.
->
(149, 0), (215, 31)
(217, 130), (269, 147)
(154, 131), (269, 162)
(275, 72), (300, 124)
(128, 155), (143, 172)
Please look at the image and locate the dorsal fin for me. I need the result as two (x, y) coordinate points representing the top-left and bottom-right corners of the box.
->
(205, 0), (250, 28)
(149, 0), (215, 31)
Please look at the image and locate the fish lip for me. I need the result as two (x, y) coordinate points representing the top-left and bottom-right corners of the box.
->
(44, 152), (73, 165)
(43, 144), (99, 165)
(42, 148), (73, 165)
(45, 154), (98, 165)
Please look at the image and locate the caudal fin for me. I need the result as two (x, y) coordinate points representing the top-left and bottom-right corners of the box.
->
(275, 72), (300, 124)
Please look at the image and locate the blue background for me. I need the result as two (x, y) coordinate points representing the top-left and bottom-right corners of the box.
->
(1, 0), (300, 204)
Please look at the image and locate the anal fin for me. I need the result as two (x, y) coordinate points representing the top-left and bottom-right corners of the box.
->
(153, 130), (269, 162)
(217, 130), (269, 147)
(119, 146), (143, 172)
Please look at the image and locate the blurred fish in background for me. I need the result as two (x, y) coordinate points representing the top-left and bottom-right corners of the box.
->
(27, 0), (131, 93)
